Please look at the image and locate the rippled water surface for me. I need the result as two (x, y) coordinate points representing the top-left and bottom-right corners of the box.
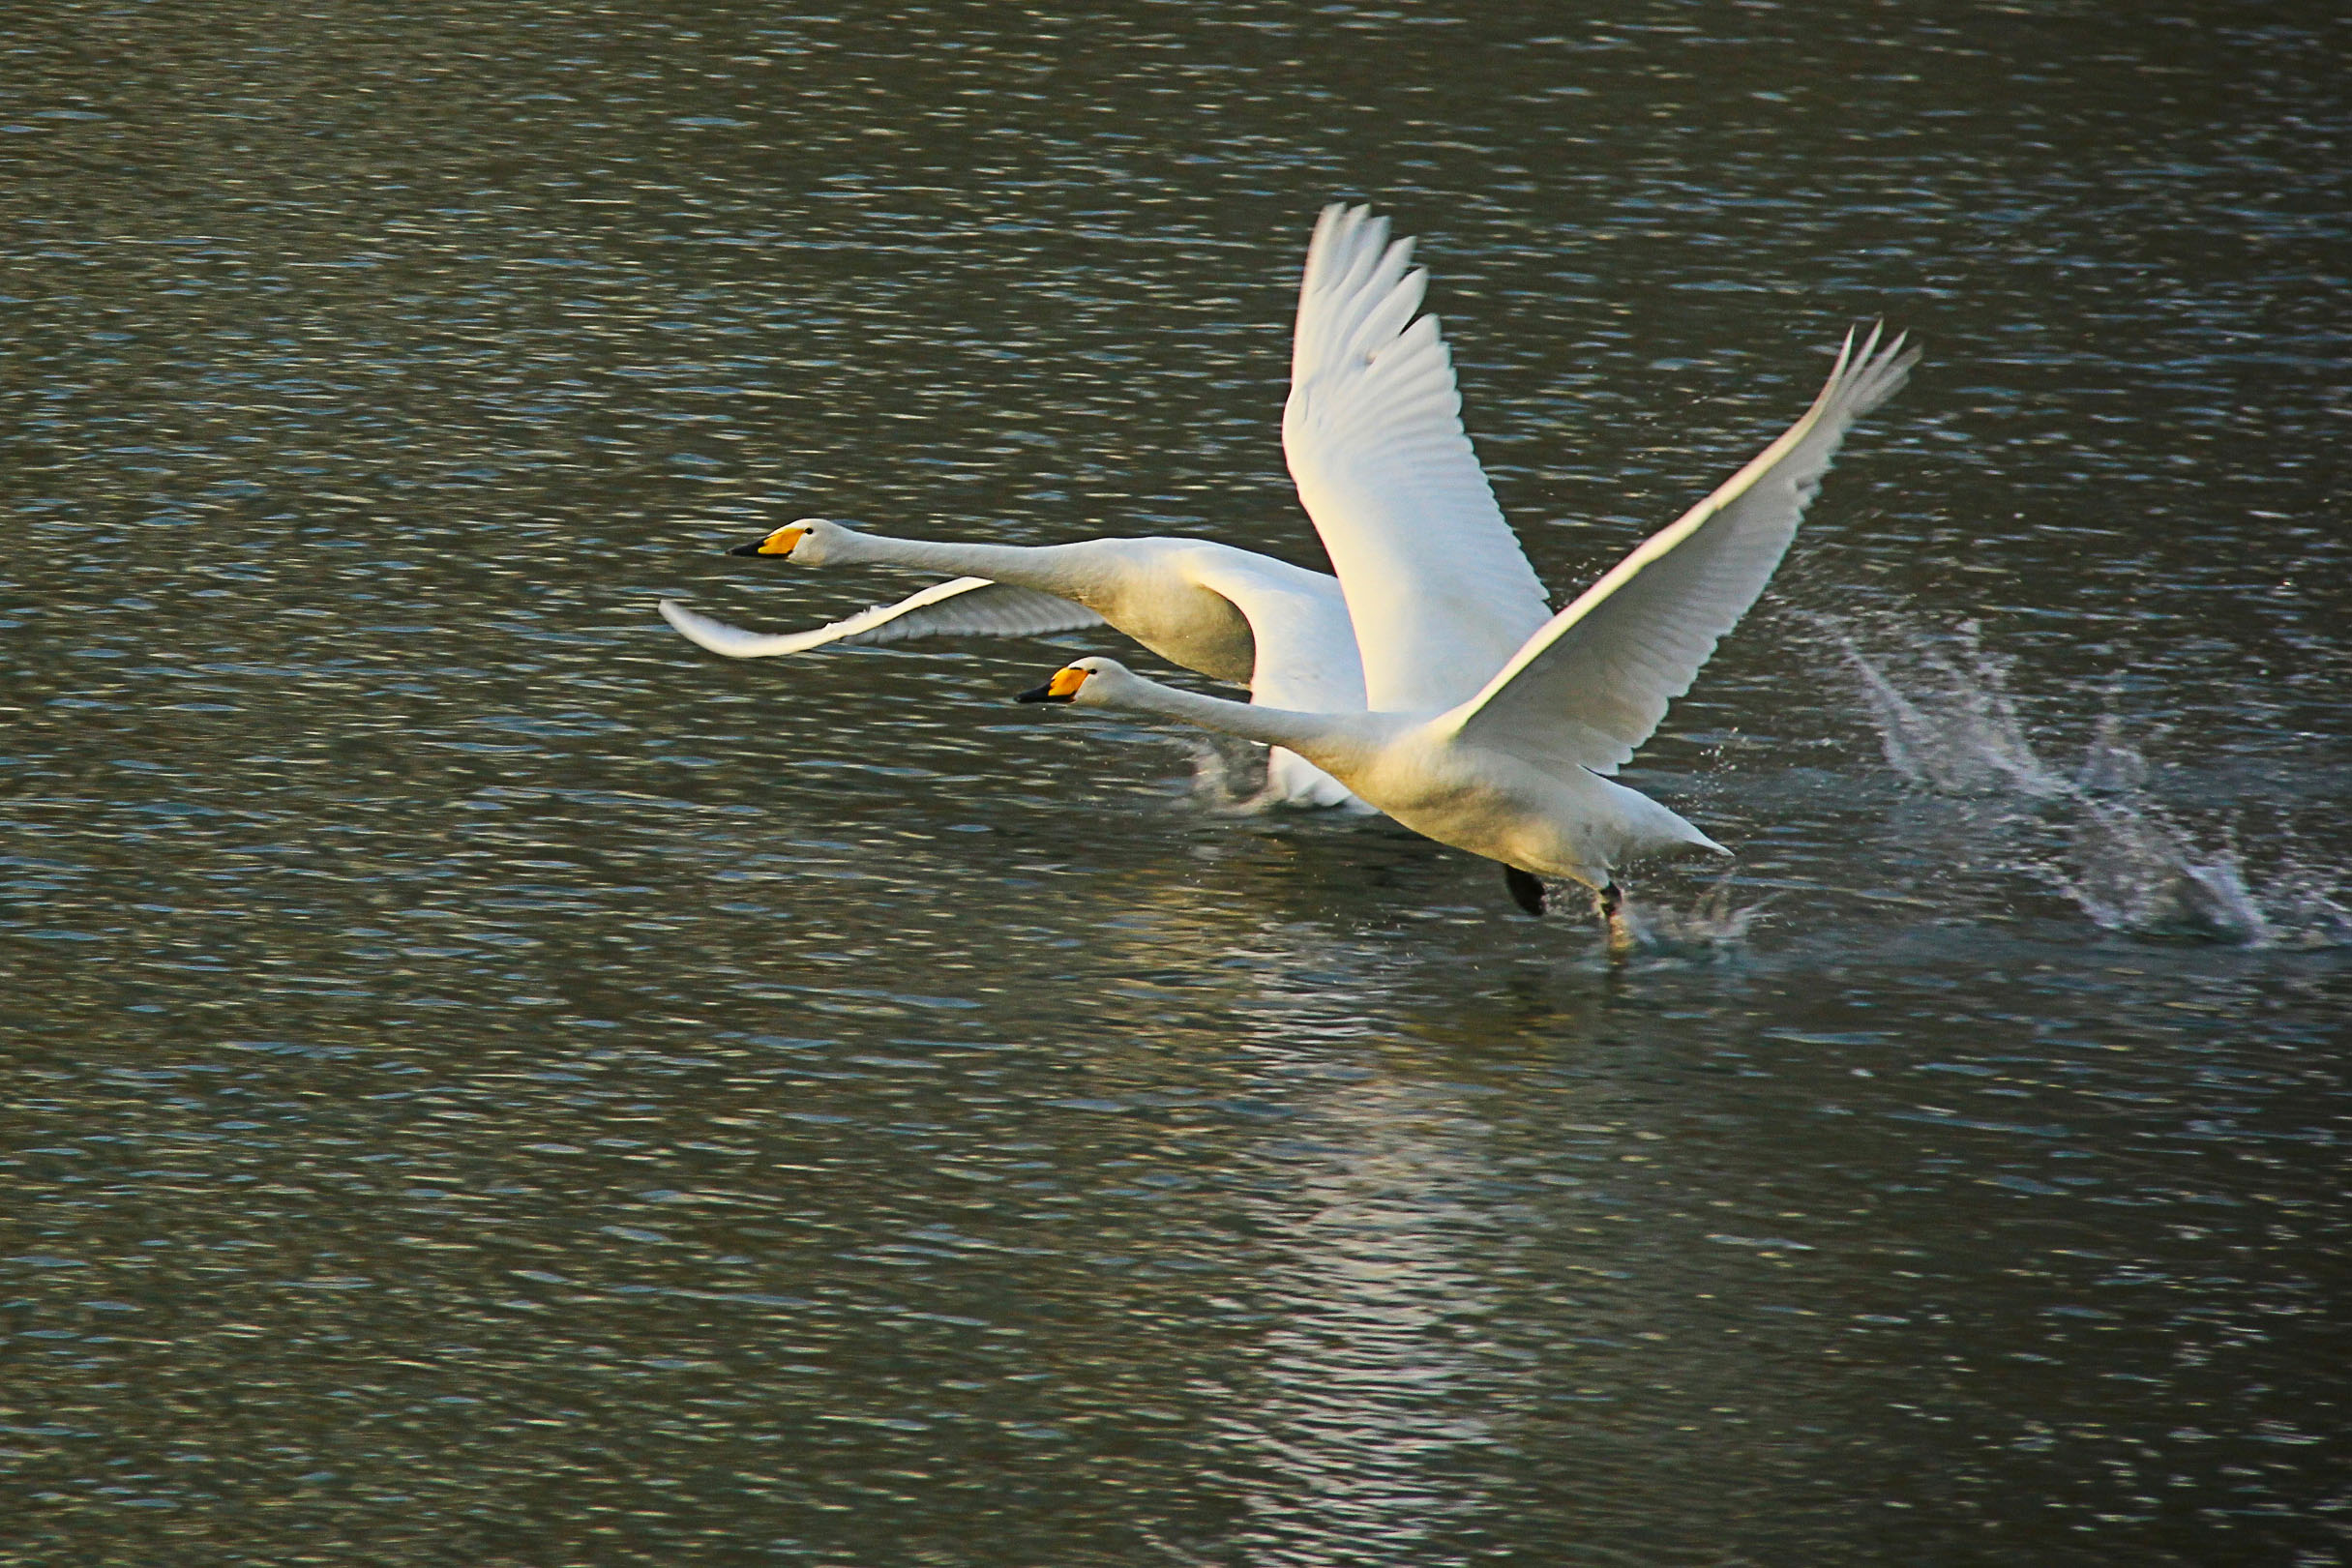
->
(6, 2), (2349, 1563)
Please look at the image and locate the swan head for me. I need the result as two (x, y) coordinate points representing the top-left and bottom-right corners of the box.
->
(728, 517), (849, 563)
(1016, 656), (1128, 706)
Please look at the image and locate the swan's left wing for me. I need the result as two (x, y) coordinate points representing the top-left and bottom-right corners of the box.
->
(1444, 326), (1918, 776)
(660, 577), (1105, 659)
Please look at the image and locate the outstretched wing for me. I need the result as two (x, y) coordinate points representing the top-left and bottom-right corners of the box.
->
(659, 577), (1105, 659)
(1282, 203), (1552, 715)
(1446, 325), (1919, 776)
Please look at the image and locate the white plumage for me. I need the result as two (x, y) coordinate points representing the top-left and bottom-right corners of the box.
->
(661, 201), (1915, 919)
(1285, 204), (1553, 713)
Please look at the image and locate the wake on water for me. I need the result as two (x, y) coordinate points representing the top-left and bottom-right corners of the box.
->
(1824, 616), (2348, 948)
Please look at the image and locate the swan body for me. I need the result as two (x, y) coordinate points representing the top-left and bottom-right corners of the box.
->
(662, 519), (1371, 809)
(1023, 659), (1720, 895)
(1021, 322), (1920, 921)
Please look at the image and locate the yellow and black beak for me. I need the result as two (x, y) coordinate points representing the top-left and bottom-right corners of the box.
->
(729, 524), (807, 558)
(1016, 666), (1090, 705)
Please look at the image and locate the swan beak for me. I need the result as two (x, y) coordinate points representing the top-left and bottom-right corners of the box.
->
(729, 524), (807, 558)
(1017, 666), (1089, 704)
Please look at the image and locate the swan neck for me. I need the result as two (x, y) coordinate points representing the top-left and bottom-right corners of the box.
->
(1109, 676), (1340, 754)
(838, 531), (1087, 593)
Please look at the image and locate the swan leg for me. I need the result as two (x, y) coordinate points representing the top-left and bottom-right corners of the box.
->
(1596, 880), (1637, 956)
(1503, 866), (1547, 917)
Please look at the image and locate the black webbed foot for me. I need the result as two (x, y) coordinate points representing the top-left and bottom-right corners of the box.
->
(1504, 866), (1548, 917)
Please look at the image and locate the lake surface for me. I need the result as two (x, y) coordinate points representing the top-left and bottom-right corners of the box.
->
(5, 1), (2348, 1563)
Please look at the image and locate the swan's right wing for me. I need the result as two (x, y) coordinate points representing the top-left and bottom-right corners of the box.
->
(1282, 203), (1553, 714)
(1444, 325), (1918, 776)
(1179, 547), (1374, 811)
(659, 577), (1105, 659)
(1178, 548), (1366, 716)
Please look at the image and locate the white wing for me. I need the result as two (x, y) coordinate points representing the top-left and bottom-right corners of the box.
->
(1446, 325), (1919, 776)
(659, 577), (1104, 659)
(1177, 547), (1366, 715)
(1179, 546), (1372, 810)
(1283, 203), (1552, 715)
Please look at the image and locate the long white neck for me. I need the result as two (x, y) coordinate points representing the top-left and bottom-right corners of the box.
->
(826, 528), (1093, 597)
(1088, 668), (1374, 769)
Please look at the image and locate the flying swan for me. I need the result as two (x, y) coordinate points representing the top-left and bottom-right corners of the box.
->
(662, 523), (1367, 808)
(1019, 306), (1919, 943)
(658, 205), (1563, 811)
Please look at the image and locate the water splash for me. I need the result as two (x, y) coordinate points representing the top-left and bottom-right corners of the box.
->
(1180, 733), (1272, 813)
(1825, 617), (2345, 948)
(1834, 619), (2066, 799)
(1176, 738), (1373, 815)
(2055, 800), (2270, 945)
(2075, 707), (2153, 796)
(2253, 846), (2352, 951)
(1617, 876), (1772, 955)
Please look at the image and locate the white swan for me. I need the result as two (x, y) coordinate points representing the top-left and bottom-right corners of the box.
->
(1019, 323), (1920, 939)
(661, 522), (1369, 809)
(655, 204), (1545, 812)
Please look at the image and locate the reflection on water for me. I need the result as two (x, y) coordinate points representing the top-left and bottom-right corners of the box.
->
(1223, 1081), (1500, 1563)
(5, 0), (2350, 1563)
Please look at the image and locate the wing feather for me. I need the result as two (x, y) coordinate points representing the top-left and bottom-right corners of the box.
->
(1176, 548), (1366, 717)
(1283, 204), (1552, 714)
(1445, 325), (1920, 776)
(1177, 547), (1372, 810)
(659, 577), (1105, 660)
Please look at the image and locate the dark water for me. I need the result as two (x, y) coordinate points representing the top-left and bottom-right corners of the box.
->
(5, 2), (2349, 1563)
